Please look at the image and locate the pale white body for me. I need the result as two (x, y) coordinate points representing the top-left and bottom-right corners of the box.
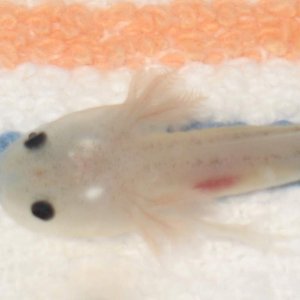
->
(1, 71), (300, 250)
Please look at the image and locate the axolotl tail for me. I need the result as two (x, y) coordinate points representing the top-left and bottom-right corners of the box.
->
(138, 124), (300, 200)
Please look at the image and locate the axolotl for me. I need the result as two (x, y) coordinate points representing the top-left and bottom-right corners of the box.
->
(1, 70), (300, 250)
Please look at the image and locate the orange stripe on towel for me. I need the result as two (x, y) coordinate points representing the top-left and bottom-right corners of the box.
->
(0, 0), (299, 69)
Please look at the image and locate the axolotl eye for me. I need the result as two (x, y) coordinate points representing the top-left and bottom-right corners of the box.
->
(31, 201), (55, 221)
(24, 132), (47, 149)
(24, 132), (53, 220)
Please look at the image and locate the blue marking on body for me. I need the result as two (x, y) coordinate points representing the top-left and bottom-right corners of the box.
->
(167, 119), (293, 133)
(181, 121), (246, 131)
(272, 120), (292, 126)
(167, 121), (246, 133)
(0, 131), (21, 153)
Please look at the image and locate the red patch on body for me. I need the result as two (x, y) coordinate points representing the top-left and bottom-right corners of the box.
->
(195, 176), (237, 191)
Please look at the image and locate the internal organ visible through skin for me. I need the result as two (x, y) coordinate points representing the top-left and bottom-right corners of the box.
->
(195, 176), (238, 191)
(0, 0), (299, 69)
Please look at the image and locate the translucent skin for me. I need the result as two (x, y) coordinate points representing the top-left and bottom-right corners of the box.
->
(0, 1), (299, 69)
(1, 71), (300, 250)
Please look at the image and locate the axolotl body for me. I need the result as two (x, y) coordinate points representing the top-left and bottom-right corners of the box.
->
(1, 71), (300, 249)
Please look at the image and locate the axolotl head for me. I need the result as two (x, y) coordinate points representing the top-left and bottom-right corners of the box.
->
(0, 106), (133, 238)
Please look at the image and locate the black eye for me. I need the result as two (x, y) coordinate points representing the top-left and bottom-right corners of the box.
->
(24, 132), (47, 149)
(31, 201), (55, 221)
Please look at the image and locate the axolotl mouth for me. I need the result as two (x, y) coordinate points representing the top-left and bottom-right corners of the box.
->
(0, 131), (22, 191)
(0, 130), (63, 227)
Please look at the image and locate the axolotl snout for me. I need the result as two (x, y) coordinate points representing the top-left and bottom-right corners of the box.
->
(1, 71), (300, 249)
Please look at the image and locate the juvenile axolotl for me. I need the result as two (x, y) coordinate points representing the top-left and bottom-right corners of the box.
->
(1, 70), (300, 252)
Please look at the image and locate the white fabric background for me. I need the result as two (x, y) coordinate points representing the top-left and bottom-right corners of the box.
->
(1, 60), (300, 299)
